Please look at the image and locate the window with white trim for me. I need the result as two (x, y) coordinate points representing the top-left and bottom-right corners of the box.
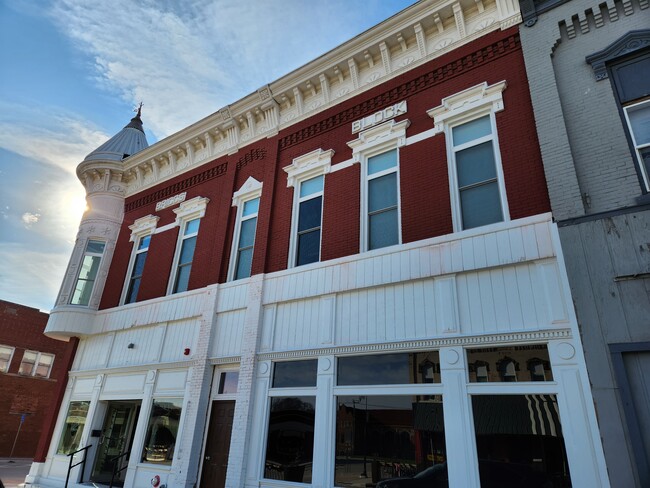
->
(229, 177), (262, 281)
(284, 148), (333, 267)
(167, 196), (209, 295)
(428, 81), (510, 232)
(348, 119), (409, 252)
(609, 50), (650, 191)
(0, 345), (15, 373)
(293, 176), (323, 266)
(172, 218), (199, 294)
(450, 115), (504, 229)
(122, 214), (158, 305)
(124, 235), (151, 304)
(70, 240), (105, 306)
(18, 350), (55, 378)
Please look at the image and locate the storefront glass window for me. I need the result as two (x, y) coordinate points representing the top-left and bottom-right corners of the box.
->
(141, 398), (183, 465)
(471, 394), (571, 487)
(264, 396), (315, 484)
(272, 359), (317, 388)
(57, 401), (90, 455)
(335, 395), (446, 487)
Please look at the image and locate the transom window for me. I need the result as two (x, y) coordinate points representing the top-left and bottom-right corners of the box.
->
(451, 115), (504, 230)
(70, 240), (105, 306)
(124, 235), (150, 304)
(367, 149), (400, 250)
(467, 345), (553, 383)
(294, 176), (323, 266)
(172, 218), (199, 294)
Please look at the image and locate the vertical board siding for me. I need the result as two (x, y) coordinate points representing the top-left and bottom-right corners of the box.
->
(108, 325), (166, 368)
(212, 310), (245, 358)
(76, 334), (113, 370)
(261, 217), (552, 306)
(271, 297), (323, 350)
(161, 319), (200, 363)
(92, 289), (207, 333)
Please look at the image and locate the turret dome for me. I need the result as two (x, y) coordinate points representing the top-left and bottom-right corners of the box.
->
(83, 107), (149, 163)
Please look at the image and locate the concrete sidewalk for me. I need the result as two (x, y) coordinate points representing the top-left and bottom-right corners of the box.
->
(0, 458), (31, 488)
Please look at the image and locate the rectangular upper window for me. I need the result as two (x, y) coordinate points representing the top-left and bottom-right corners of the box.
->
(172, 218), (199, 294)
(451, 115), (504, 230)
(18, 350), (55, 378)
(124, 235), (150, 304)
(367, 149), (400, 250)
(70, 240), (105, 306)
(233, 197), (259, 280)
(0, 345), (14, 373)
(293, 176), (323, 266)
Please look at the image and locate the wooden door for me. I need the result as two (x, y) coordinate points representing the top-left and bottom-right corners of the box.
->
(200, 400), (235, 488)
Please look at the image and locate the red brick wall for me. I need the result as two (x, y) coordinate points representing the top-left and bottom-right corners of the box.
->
(99, 27), (549, 309)
(0, 301), (77, 459)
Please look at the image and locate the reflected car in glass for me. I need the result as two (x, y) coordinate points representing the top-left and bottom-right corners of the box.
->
(375, 460), (556, 488)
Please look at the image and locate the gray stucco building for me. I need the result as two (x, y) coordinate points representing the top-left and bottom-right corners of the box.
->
(518, 0), (650, 486)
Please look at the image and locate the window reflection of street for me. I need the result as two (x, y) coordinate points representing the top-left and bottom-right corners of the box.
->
(335, 395), (446, 487)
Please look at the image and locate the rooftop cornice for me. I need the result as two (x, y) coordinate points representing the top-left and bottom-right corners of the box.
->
(115, 0), (521, 198)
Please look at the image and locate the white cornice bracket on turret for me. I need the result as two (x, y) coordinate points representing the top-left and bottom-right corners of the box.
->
(379, 42), (392, 75)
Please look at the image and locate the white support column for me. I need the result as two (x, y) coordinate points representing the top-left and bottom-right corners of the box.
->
(312, 355), (336, 487)
(440, 346), (480, 487)
(244, 360), (271, 487)
(168, 289), (220, 488)
(548, 340), (611, 488)
(228, 275), (265, 488)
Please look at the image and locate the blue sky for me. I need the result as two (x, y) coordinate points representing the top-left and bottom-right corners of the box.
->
(0, 0), (416, 312)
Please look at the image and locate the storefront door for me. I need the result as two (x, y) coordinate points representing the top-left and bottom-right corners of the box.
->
(91, 401), (140, 485)
(200, 400), (235, 487)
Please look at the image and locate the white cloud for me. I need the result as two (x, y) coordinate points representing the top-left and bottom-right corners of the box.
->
(21, 212), (41, 227)
(48, 0), (409, 139)
(0, 243), (70, 312)
(0, 103), (109, 175)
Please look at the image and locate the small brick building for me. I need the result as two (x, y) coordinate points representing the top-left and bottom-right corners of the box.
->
(0, 300), (77, 458)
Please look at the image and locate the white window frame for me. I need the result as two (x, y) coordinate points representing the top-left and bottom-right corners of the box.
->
(347, 119), (410, 252)
(283, 148), (334, 267)
(228, 177), (263, 281)
(69, 239), (106, 306)
(428, 81), (510, 232)
(0, 345), (15, 373)
(120, 214), (159, 305)
(166, 196), (209, 295)
(18, 350), (55, 378)
(622, 99), (650, 191)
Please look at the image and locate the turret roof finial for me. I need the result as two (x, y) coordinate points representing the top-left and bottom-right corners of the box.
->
(136, 101), (143, 117)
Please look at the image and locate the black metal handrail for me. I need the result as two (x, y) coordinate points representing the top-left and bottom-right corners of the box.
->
(109, 450), (130, 488)
(65, 444), (92, 488)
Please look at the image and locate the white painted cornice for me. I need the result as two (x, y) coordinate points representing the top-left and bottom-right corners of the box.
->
(114, 0), (521, 197)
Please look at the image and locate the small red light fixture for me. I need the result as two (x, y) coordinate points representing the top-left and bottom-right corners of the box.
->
(183, 348), (190, 356)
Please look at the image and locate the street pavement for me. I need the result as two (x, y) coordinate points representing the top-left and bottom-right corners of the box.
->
(0, 458), (31, 488)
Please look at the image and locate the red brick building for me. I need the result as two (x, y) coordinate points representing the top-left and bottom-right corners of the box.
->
(34, 1), (610, 487)
(0, 300), (76, 458)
